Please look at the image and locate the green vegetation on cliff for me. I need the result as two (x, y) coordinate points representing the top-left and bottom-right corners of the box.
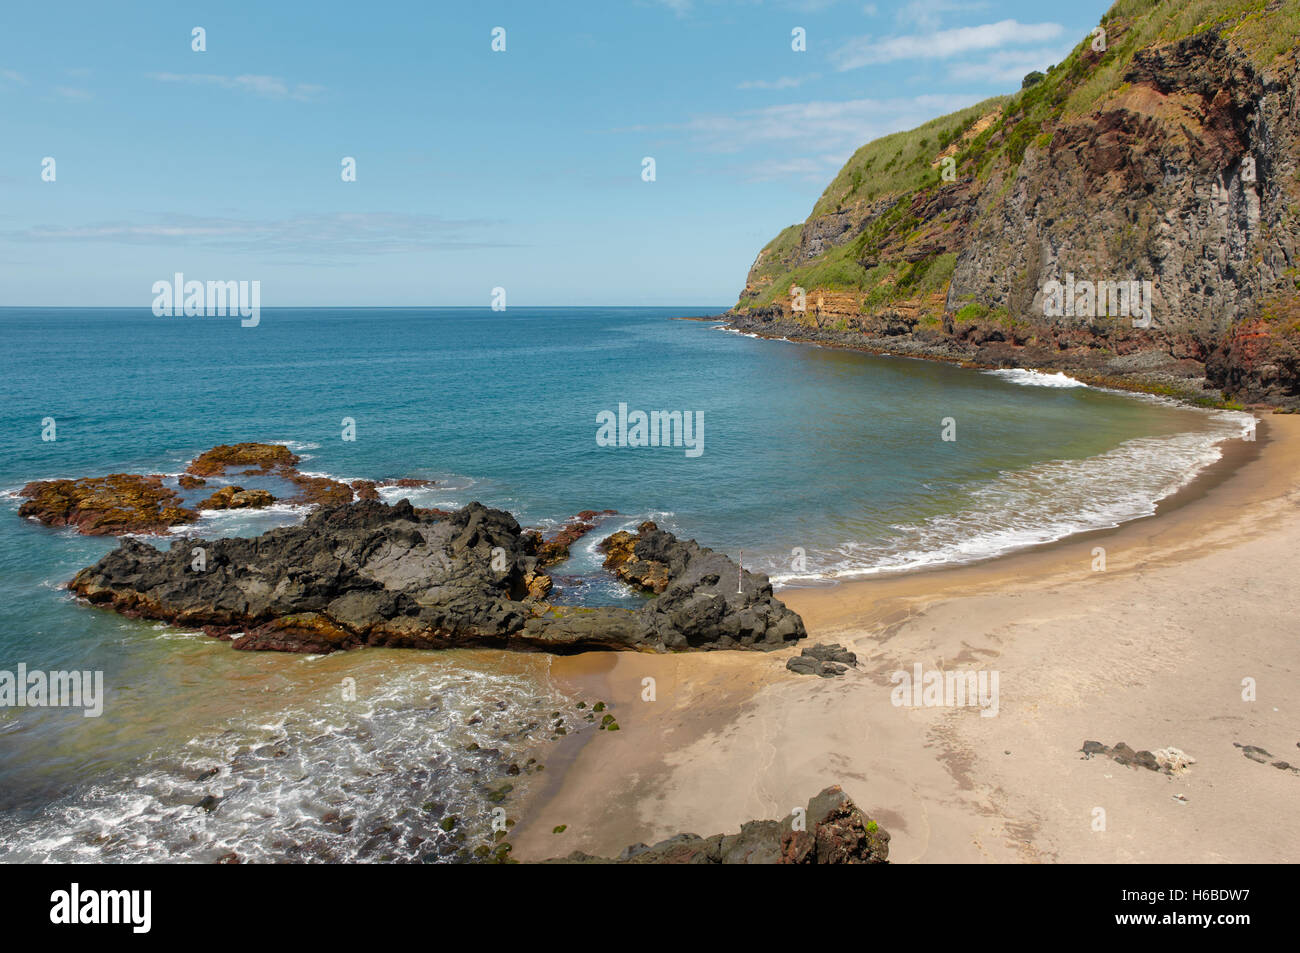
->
(735, 0), (1299, 316)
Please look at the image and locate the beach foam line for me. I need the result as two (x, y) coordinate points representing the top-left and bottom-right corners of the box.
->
(984, 368), (1088, 388)
(268, 440), (322, 452)
(771, 409), (1255, 584)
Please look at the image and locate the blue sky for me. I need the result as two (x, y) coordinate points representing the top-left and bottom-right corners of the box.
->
(0, 0), (1111, 306)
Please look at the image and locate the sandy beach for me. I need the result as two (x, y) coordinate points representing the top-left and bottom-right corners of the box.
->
(513, 414), (1300, 863)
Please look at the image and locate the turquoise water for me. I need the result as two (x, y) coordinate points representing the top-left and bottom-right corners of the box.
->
(0, 307), (1251, 861)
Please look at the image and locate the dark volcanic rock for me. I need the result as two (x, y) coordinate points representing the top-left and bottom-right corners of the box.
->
(787, 642), (858, 676)
(597, 521), (805, 651)
(544, 785), (888, 864)
(1234, 742), (1272, 764)
(68, 499), (807, 655)
(69, 500), (542, 652)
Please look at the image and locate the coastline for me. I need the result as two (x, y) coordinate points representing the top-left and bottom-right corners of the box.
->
(682, 312), (1280, 411)
(512, 414), (1300, 863)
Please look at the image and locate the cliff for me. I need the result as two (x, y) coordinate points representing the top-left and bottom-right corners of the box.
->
(730, 0), (1300, 408)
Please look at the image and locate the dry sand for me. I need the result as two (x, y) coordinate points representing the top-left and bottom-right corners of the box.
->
(511, 415), (1300, 863)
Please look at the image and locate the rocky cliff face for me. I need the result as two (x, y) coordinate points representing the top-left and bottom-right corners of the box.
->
(731, 1), (1300, 407)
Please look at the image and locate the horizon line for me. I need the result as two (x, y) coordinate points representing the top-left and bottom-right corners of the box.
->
(0, 304), (734, 311)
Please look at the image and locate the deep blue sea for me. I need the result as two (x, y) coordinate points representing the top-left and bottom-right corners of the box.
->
(0, 306), (1252, 861)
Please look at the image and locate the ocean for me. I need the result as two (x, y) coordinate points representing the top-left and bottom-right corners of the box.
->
(0, 306), (1252, 861)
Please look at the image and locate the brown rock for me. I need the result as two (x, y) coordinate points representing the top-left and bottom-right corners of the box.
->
(286, 473), (354, 506)
(198, 486), (276, 510)
(534, 510), (616, 567)
(351, 480), (380, 501)
(187, 443), (300, 477)
(599, 523), (671, 594)
(545, 785), (889, 864)
(18, 474), (197, 536)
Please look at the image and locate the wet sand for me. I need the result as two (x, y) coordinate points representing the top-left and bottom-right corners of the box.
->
(511, 414), (1300, 863)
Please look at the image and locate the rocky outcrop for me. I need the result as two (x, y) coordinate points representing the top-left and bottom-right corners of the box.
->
(787, 643), (858, 677)
(18, 474), (197, 535)
(544, 785), (888, 864)
(591, 520), (806, 650)
(67, 499), (806, 655)
(187, 443), (300, 477)
(531, 509), (618, 567)
(15, 442), (446, 536)
(350, 478), (438, 503)
(197, 486), (276, 510)
(601, 521), (671, 592)
(1081, 740), (1195, 775)
(284, 472), (355, 506)
(730, 5), (1300, 407)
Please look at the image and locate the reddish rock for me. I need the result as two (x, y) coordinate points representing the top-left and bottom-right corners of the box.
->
(1207, 308), (1300, 405)
(351, 480), (380, 501)
(198, 486), (276, 510)
(286, 473), (354, 506)
(18, 474), (198, 536)
(187, 443), (299, 477)
(534, 510), (616, 567)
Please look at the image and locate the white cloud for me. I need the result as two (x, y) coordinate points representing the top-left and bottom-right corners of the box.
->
(54, 86), (94, 101)
(737, 75), (818, 90)
(1, 69), (27, 85)
(946, 44), (1073, 85)
(894, 0), (991, 31)
(738, 153), (850, 183)
(653, 0), (692, 16)
(833, 19), (1064, 70)
(148, 73), (325, 101)
(15, 213), (517, 257)
(677, 93), (978, 155)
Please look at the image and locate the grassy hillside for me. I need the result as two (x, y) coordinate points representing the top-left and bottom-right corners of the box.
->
(736, 0), (1300, 315)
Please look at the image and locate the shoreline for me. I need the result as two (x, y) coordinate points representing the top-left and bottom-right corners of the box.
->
(677, 312), (1293, 412)
(511, 414), (1300, 862)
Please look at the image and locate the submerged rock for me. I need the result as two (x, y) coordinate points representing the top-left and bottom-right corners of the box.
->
(68, 499), (806, 655)
(284, 472), (355, 506)
(544, 785), (888, 864)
